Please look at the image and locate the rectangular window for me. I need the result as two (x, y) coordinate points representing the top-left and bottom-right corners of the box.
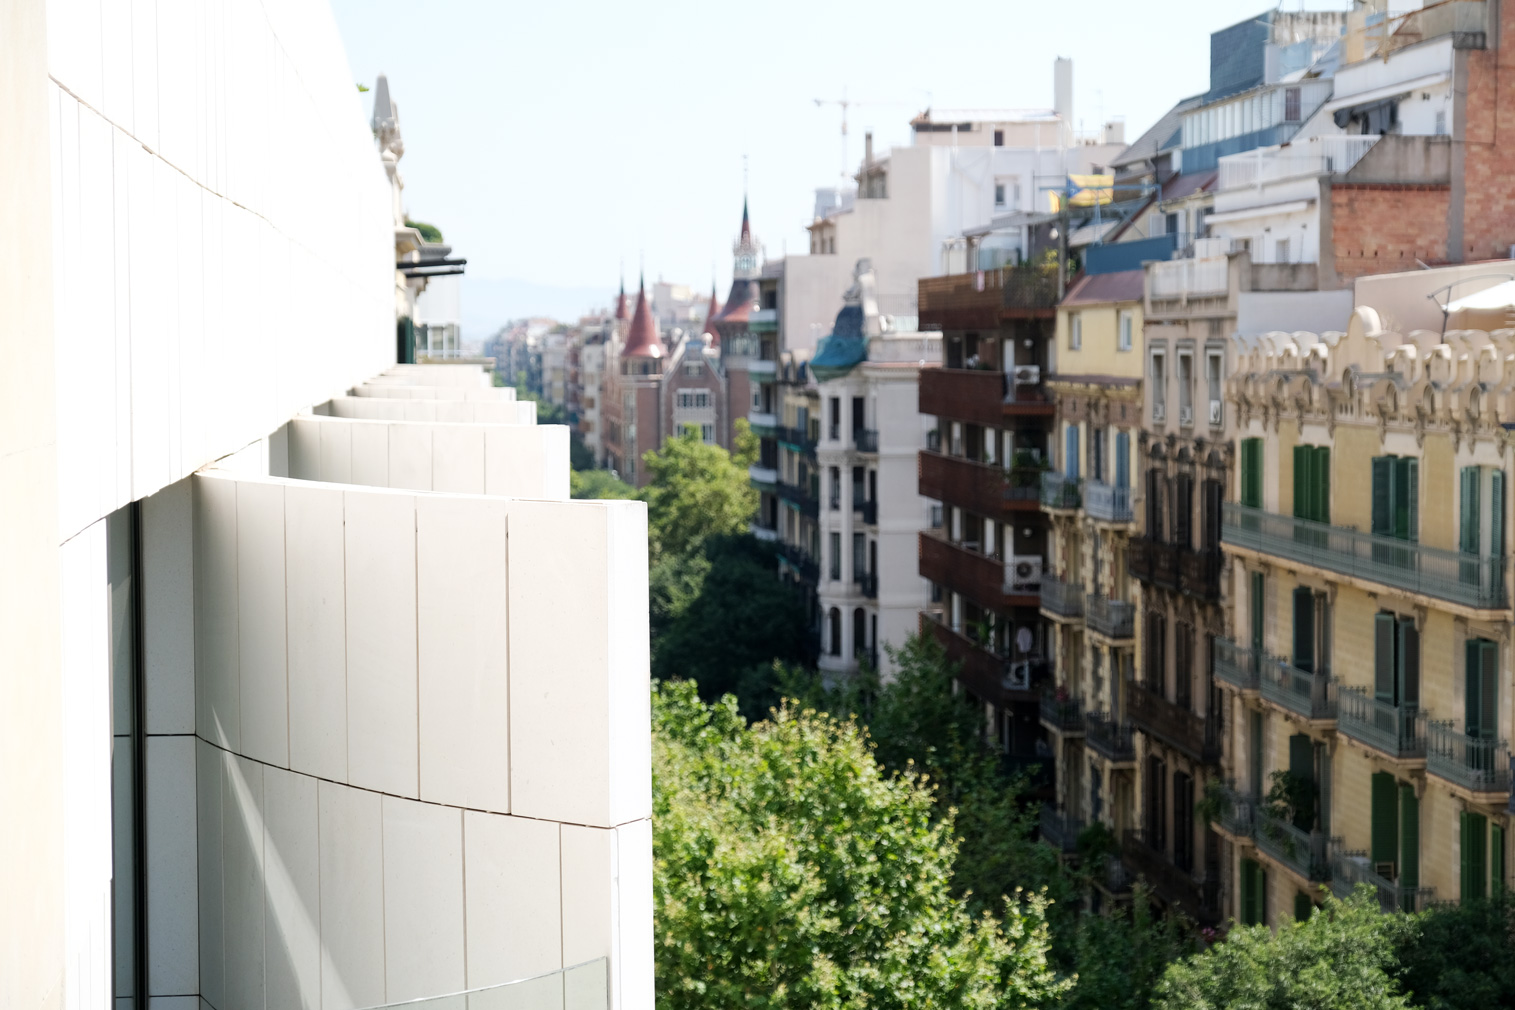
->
(1173, 472), (1193, 549)
(1292, 445), (1330, 524)
(1118, 311), (1133, 352)
(1207, 351), (1223, 426)
(1371, 771), (1398, 877)
(1070, 313), (1082, 350)
(994, 129), (1004, 146)
(1241, 858), (1266, 925)
(829, 532), (841, 581)
(1400, 783), (1420, 903)
(1461, 466), (1482, 554)
(1276, 238), (1291, 264)
(1173, 771), (1194, 872)
(1374, 612), (1420, 707)
(1150, 351), (1166, 419)
(1463, 811), (1489, 902)
(1371, 456), (1419, 541)
(1091, 427), (1106, 483)
(1250, 571), (1265, 653)
(1284, 86), (1302, 122)
(1175, 622), (1193, 709)
(1064, 425), (1080, 480)
(994, 182), (1007, 207)
(1466, 638), (1498, 739)
(1240, 437), (1263, 508)
(700, 423), (715, 443)
(1145, 468), (1166, 541)
(1115, 431), (1130, 488)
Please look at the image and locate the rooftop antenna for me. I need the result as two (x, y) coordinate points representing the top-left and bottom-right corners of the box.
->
(813, 92), (905, 182)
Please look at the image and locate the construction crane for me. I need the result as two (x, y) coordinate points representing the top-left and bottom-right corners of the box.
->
(813, 91), (905, 181)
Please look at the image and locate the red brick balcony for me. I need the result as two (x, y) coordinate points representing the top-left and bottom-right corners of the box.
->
(919, 531), (1039, 611)
(918, 451), (1041, 519)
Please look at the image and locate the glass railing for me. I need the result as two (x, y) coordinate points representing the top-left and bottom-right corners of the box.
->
(1338, 686), (1424, 759)
(1040, 471), (1081, 510)
(1259, 656), (1337, 721)
(354, 958), (607, 1010)
(1222, 503), (1506, 609)
(1083, 480), (1134, 522)
(1426, 721), (1511, 794)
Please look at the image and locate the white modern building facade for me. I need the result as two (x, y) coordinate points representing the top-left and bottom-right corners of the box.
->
(4, 4), (651, 1010)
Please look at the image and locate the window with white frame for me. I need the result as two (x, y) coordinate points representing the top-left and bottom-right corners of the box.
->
(994, 182), (1007, 207)
(683, 362), (702, 377)
(1150, 350), (1167, 419)
(1118, 310), (1133, 352)
(1070, 313), (1082, 350)
(701, 423), (715, 443)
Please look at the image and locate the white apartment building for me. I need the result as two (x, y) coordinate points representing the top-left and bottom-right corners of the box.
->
(811, 266), (940, 679)
(4, 5), (651, 1010)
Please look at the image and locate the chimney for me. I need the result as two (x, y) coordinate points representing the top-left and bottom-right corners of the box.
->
(1053, 57), (1073, 132)
(865, 131), (874, 167)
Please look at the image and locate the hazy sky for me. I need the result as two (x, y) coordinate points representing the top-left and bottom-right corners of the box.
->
(329, 0), (1356, 328)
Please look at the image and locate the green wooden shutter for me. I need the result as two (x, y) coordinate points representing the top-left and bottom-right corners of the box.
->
(1290, 734), (1315, 830)
(1394, 457), (1415, 540)
(1241, 858), (1261, 925)
(1467, 638), (1484, 737)
(1313, 446), (1330, 523)
(1399, 785), (1419, 897)
(1241, 439), (1262, 508)
(1293, 445), (1310, 519)
(1494, 824), (1506, 894)
(1294, 891), (1313, 922)
(1371, 772), (1398, 871)
(1250, 710), (1264, 797)
(1462, 467), (1482, 555)
(1405, 458), (1419, 541)
(1468, 638), (1498, 739)
(1293, 587), (1315, 672)
(1492, 471), (1505, 559)
(1116, 431), (1130, 488)
(1463, 812), (1488, 902)
(1251, 572), (1265, 653)
(1399, 618), (1420, 708)
(1374, 613), (1396, 702)
(1372, 457), (1392, 536)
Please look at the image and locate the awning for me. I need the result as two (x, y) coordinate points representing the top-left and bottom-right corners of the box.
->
(1320, 72), (1450, 113)
(1446, 280), (1515, 312)
(1205, 199), (1314, 225)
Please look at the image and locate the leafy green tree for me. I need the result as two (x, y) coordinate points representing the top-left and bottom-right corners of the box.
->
(641, 421), (758, 564)
(1061, 890), (1194, 1010)
(1154, 886), (1411, 1010)
(651, 535), (810, 711)
(652, 680), (1070, 1010)
(1395, 892), (1515, 1010)
(569, 468), (636, 500)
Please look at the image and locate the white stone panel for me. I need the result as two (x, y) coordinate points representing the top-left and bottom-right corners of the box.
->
(262, 766), (321, 1010)
(348, 421), (388, 488)
(381, 798), (466, 1003)
(387, 421), (432, 491)
(318, 415), (354, 486)
(317, 782), (385, 1010)
(430, 424), (485, 495)
(236, 479), (289, 767)
(559, 826), (613, 986)
(343, 489), (419, 798)
(482, 426), (569, 500)
(196, 741), (224, 1009)
(195, 474), (240, 751)
(613, 819), (654, 1010)
(416, 495), (509, 811)
(146, 736), (199, 996)
(462, 813), (562, 987)
(221, 754), (265, 1010)
(143, 477), (196, 734)
(284, 483), (348, 783)
(287, 417), (320, 481)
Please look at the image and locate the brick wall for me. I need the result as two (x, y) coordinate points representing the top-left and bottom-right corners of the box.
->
(1460, 0), (1515, 261)
(1330, 184), (1451, 282)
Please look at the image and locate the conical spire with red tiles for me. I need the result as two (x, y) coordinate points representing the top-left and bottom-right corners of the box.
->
(622, 274), (663, 359)
(613, 274), (629, 321)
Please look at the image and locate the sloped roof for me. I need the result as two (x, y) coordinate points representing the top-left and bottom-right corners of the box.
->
(1062, 268), (1145, 306)
(1110, 94), (1205, 171)
(614, 280), (628, 321)
(1157, 170), (1218, 204)
(702, 289), (722, 342)
(623, 282), (663, 358)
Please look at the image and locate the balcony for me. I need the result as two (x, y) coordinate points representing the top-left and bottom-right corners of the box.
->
(778, 542), (820, 583)
(1040, 471), (1080, 511)
(1214, 784), (1258, 841)
(1255, 812), (1331, 882)
(921, 614), (1044, 703)
(918, 367), (1054, 427)
(1128, 683), (1221, 764)
(1338, 687), (1424, 761)
(918, 264), (1060, 330)
(855, 571), (879, 599)
(1222, 503), (1507, 612)
(1331, 851), (1435, 913)
(1085, 595), (1135, 640)
(919, 531), (1038, 609)
(1130, 538), (1222, 603)
(1040, 691), (1085, 735)
(1129, 537), (1178, 589)
(1179, 549), (1223, 602)
(854, 428), (879, 453)
(1260, 656), (1337, 723)
(1084, 480), (1133, 523)
(1122, 829), (1220, 925)
(1217, 135), (1379, 191)
(1426, 722), (1511, 796)
(918, 451), (1043, 518)
(1040, 804), (1084, 855)
(748, 464), (778, 487)
(1085, 712), (1135, 764)
(1038, 573), (1084, 621)
(1148, 255), (1228, 301)
(750, 521), (778, 543)
(777, 426), (818, 457)
(748, 411), (778, 435)
(854, 498), (877, 525)
(777, 480), (820, 520)
(1213, 637), (1261, 693)
(1100, 854), (1135, 897)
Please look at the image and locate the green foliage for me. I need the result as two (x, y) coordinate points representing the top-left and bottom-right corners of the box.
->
(569, 468), (636, 501)
(1394, 892), (1515, 1010)
(404, 219), (443, 242)
(1154, 886), (1411, 1010)
(1264, 769), (1317, 831)
(651, 536), (810, 715)
(641, 423), (757, 564)
(1194, 778), (1230, 827)
(1062, 892), (1194, 1010)
(652, 680), (1070, 1010)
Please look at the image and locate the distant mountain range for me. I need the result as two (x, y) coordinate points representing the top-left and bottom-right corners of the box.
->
(460, 277), (615, 338)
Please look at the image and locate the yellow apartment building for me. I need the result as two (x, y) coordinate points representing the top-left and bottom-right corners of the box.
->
(1218, 277), (1514, 927)
(1038, 269), (1146, 887)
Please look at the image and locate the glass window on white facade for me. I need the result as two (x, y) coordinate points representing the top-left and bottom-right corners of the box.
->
(1118, 311), (1132, 352)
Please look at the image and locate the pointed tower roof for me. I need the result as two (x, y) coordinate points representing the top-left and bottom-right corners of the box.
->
(702, 285), (722, 342)
(740, 197), (752, 244)
(622, 277), (663, 359)
(613, 276), (629, 321)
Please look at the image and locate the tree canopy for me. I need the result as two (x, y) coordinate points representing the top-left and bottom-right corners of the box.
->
(642, 420), (758, 564)
(652, 679), (1069, 1010)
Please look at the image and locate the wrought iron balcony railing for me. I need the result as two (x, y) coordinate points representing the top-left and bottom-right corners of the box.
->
(1085, 712), (1135, 762)
(1039, 804), (1084, 854)
(1039, 574), (1085, 619)
(1255, 811), (1331, 881)
(1338, 687), (1425, 760)
(1213, 637), (1261, 692)
(854, 428), (879, 452)
(1084, 480), (1134, 523)
(1259, 656), (1337, 722)
(1426, 721), (1511, 794)
(1331, 850), (1435, 913)
(1039, 691), (1086, 734)
(1128, 684), (1222, 763)
(1085, 594), (1136, 639)
(1214, 783), (1258, 839)
(1222, 502), (1507, 610)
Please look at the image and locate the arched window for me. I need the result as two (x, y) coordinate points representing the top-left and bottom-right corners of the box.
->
(828, 608), (842, 657)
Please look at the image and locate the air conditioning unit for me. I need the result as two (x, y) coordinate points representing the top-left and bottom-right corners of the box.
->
(1179, 404), (1194, 426)
(1004, 661), (1032, 691)
(1209, 399), (1223, 425)
(1010, 555), (1043, 592)
(1013, 364), (1041, 385)
(1152, 401), (1166, 422)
